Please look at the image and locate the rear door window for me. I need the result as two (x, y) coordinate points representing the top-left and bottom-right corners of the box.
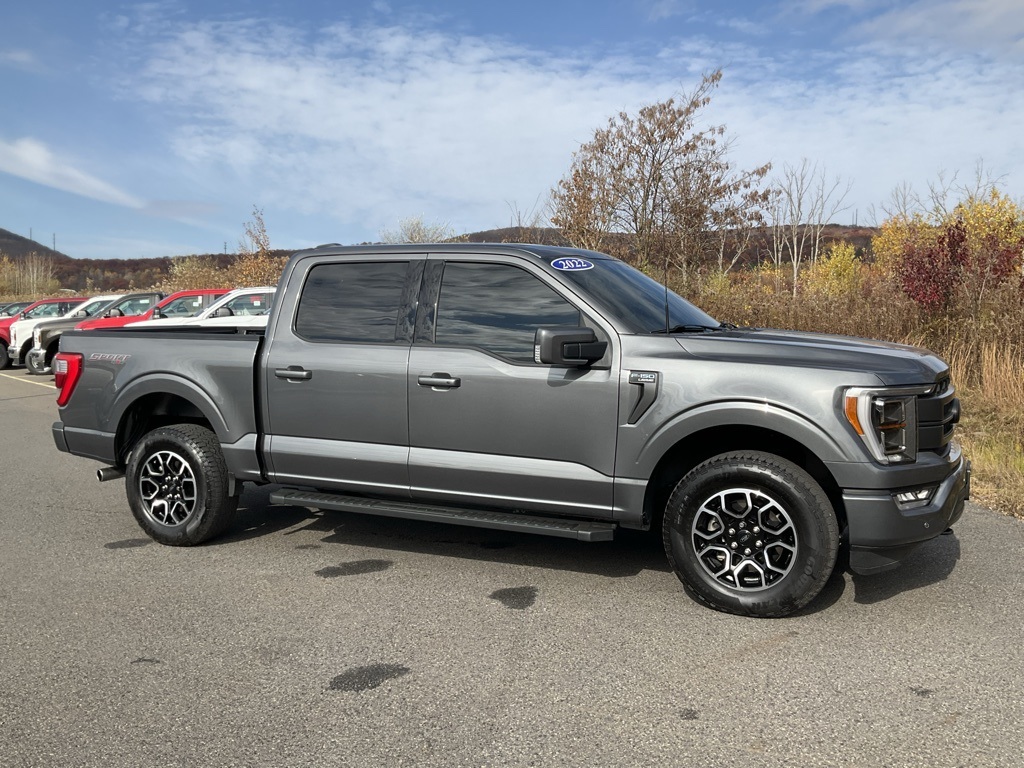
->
(295, 261), (410, 343)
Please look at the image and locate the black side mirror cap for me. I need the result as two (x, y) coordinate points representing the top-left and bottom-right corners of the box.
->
(534, 327), (607, 366)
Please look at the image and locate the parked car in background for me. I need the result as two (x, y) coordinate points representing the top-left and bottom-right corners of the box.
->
(27, 292), (163, 374)
(73, 292), (166, 332)
(144, 289), (229, 322)
(1, 301), (34, 317)
(194, 286), (275, 320)
(7, 295), (120, 369)
(0, 297), (87, 369)
(126, 287), (276, 329)
(75, 289), (228, 332)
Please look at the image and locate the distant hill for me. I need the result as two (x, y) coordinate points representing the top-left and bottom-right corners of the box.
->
(2, 223), (880, 293)
(0, 228), (73, 262)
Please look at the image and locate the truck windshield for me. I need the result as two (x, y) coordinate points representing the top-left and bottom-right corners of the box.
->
(551, 257), (719, 334)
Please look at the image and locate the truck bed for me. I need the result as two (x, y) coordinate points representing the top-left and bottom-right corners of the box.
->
(55, 327), (264, 472)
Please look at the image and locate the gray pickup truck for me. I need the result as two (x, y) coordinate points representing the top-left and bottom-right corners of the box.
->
(51, 243), (969, 617)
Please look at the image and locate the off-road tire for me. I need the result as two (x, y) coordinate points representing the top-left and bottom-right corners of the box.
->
(663, 451), (839, 618)
(126, 423), (238, 546)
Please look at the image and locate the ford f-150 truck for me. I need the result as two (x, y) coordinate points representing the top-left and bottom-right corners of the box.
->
(50, 244), (969, 617)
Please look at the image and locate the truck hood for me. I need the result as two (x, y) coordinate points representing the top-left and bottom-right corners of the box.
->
(32, 316), (82, 335)
(674, 328), (948, 387)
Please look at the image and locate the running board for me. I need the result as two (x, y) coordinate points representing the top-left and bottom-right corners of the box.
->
(269, 489), (617, 542)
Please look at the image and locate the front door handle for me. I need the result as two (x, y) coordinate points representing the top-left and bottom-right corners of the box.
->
(418, 373), (461, 389)
(275, 367), (312, 381)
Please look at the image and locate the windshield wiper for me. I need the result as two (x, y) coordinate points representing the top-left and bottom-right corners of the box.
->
(649, 324), (720, 334)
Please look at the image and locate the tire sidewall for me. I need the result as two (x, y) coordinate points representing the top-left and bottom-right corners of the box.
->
(664, 453), (838, 617)
(126, 426), (226, 545)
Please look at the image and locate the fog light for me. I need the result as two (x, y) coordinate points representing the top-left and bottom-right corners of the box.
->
(894, 486), (936, 510)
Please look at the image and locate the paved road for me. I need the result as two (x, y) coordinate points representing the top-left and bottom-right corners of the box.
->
(1, 367), (1022, 768)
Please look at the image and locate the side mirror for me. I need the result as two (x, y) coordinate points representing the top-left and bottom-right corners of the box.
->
(74, 310), (88, 318)
(106, 308), (124, 318)
(213, 306), (235, 317)
(534, 328), (607, 367)
(153, 308), (166, 318)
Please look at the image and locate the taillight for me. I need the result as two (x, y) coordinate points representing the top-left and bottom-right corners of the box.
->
(54, 352), (83, 407)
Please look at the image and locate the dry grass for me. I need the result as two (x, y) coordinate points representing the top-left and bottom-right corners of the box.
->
(686, 267), (1024, 519)
(946, 343), (1024, 517)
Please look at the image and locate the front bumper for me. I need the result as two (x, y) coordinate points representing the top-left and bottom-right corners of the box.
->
(844, 453), (970, 574)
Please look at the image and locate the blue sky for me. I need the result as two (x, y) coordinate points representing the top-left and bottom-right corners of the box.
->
(1, 0), (1022, 259)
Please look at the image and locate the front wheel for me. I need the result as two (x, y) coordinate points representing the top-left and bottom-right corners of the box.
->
(26, 351), (51, 375)
(126, 423), (238, 545)
(663, 451), (839, 618)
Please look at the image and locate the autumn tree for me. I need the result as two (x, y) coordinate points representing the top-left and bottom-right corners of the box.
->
(232, 206), (287, 287)
(550, 70), (771, 282)
(379, 216), (456, 244)
(874, 186), (1024, 316)
(766, 160), (851, 295)
(0, 251), (60, 296)
(162, 255), (229, 292)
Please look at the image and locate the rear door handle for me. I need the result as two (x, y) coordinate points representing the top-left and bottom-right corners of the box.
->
(418, 373), (461, 389)
(275, 367), (312, 381)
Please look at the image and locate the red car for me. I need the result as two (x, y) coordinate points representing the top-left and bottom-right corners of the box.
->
(75, 289), (228, 331)
(0, 297), (86, 368)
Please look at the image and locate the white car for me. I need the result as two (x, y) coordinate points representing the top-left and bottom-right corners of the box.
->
(128, 287), (276, 329)
(7, 294), (122, 367)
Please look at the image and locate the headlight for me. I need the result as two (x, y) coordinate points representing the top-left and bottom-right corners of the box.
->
(844, 387), (926, 464)
(33, 329), (42, 345)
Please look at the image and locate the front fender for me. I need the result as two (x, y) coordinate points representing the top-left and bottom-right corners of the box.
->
(624, 400), (852, 480)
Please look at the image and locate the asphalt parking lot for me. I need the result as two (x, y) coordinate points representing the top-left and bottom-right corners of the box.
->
(2, 366), (1023, 767)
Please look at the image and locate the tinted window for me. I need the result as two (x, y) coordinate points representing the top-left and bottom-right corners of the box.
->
(296, 261), (408, 343)
(433, 263), (581, 362)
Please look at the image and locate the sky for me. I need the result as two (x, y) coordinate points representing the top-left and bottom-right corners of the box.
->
(1, 0), (1022, 260)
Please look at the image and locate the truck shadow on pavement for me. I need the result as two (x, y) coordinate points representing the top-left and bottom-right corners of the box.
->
(224, 485), (963, 604)
(848, 531), (962, 605)
(225, 485), (669, 578)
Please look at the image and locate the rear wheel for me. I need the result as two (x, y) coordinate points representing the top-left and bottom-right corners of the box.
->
(0, 345), (9, 369)
(663, 451), (839, 618)
(126, 423), (238, 545)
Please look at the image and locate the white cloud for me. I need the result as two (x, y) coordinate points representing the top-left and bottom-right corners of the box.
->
(856, 0), (1024, 54)
(788, 0), (1024, 57)
(126, 19), (678, 235)
(0, 137), (143, 208)
(0, 49), (43, 73)
(113, 12), (1024, 239)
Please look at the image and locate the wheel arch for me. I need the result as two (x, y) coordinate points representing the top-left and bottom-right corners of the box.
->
(112, 378), (227, 467)
(641, 422), (847, 536)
